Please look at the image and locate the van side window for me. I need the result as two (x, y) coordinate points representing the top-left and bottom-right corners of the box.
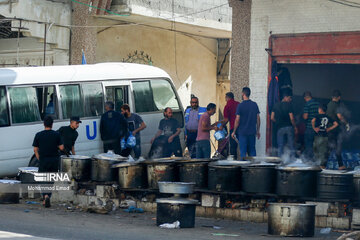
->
(132, 81), (158, 113)
(150, 80), (180, 110)
(105, 86), (129, 112)
(82, 83), (104, 117)
(9, 87), (41, 124)
(36, 86), (58, 120)
(0, 87), (9, 126)
(59, 85), (83, 119)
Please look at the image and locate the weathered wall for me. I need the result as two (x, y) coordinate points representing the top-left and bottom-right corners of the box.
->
(96, 24), (218, 114)
(248, 0), (360, 155)
(0, 0), (71, 66)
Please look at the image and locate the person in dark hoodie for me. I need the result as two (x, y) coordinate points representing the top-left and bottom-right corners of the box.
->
(100, 101), (128, 154)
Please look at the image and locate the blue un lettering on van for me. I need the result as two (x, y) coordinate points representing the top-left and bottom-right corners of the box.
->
(86, 121), (97, 140)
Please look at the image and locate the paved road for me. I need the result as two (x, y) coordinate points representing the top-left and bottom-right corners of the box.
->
(0, 202), (343, 240)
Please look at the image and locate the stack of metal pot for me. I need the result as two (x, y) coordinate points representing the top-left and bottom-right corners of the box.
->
(156, 182), (198, 228)
(60, 155), (92, 181)
(208, 160), (251, 192)
(91, 152), (128, 182)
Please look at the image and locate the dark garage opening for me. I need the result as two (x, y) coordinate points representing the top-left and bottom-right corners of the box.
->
(282, 63), (360, 152)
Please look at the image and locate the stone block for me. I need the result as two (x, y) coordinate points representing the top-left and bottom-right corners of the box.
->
(240, 209), (249, 221)
(315, 216), (327, 228)
(76, 195), (88, 206)
(352, 208), (360, 224)
(332, 217), (350, 230)
(204, 207), (216, 217)
(201, 193), (220, 208)
(195, 206), (206, 217)
(306, 201), (330, 216)
(96, 185), (117, 198)
(248, 211), (264, 223)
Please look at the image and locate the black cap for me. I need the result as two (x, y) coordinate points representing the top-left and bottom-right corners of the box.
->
(70, 116), (82, 123)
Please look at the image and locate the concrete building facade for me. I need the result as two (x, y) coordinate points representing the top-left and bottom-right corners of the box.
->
(230, 0), (360, 155)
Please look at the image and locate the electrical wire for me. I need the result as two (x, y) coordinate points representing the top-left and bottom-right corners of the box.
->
(70, 0), (130, 16)
(327, 0), (360, 8)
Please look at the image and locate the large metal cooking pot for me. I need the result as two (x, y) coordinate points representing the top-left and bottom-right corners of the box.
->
(241, 163), (277, 193)
(276, 164), (321, 198)
(91, 153), (128, 182)
(18, 167), (38, 183)
(112, 162), (146, 189)
(156, 198), (199, 228)
(354, 172), (360, 203)
(61, 155), (92, 181)
(145, 159), (176, 189)
(0, 180), (20, 204)
(268, 203), (315, 237)
(177, 159), (210, 188)
(208, 160), (250, 192)
(317, 170), (353, 200)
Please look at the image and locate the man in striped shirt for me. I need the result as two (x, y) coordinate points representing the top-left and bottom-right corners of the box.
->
(303, 91), (319, 161)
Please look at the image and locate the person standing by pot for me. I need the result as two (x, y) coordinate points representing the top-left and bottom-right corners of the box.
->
(326, 90), (348, 170)
(32, 116), (64, 208)
(100, 101), (128, 155)
(196, 103), (218, 159)
(271, 90), (297, 158)
(151, 107), (182, 157)
(121, 104), (146, 159)
(58, 116), (81, 155)
(312, 104), (338, 169)
(184, 96), (206, 158)
(221, 92), (240, 158)
(303, 91), (319, 161)
(231, 87), (260, 160)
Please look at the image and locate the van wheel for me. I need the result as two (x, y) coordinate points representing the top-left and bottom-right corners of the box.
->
(28, 156), (39, 167)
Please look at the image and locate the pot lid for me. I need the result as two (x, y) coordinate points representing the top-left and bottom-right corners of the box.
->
(156, 197), (199, 205)
(209, 160), (251, 167)
(244, 156), (282, 164)
(276, 159), (322, 171)
(61, 155), (91, 160)
(0, 179), (21, 184)
(111, 161), (139, 168)
(243, 163), (277, 168)
(268, 203), (316, 207)
(18, 167), (38, 173)
(93, 152), (128, 161)
(176, 158), (212, 163)
(320, 169), (353, 175)
(144, 159), (176, 164)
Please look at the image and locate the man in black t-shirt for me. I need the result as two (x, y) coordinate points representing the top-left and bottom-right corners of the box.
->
(58, 116), (81, 155)
(312, 104), (339, 168)
(271, 91), (297, 158)
(150, 107), (182, 157)
(32, 116), (64, 207)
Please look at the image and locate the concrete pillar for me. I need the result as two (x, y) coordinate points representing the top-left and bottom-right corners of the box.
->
(70, 0), (99, 64)
(228, 0), (252, 100)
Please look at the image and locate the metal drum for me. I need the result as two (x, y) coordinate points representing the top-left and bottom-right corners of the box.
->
(0, 180), (21, 204)
(208, 160), (250, 192)
(156, 198), (198, 228)
(61, 155), (92, 181)
(91, 153), (127, 182)
(317, 170), (353, 200)
(18, 167), (38, 183)
(177, 159), (210, 188)
(268, 203), (316, 237)
(241, 163), (277, 193)
(276, 164), (321, 198)
(146, 159), (176, 189)
(112, 162), (146, 189)
(354, 173), (360, 203)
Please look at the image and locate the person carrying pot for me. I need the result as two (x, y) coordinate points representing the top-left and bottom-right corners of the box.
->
(120, 104), (147, 159)
(32, 116), (64, 208)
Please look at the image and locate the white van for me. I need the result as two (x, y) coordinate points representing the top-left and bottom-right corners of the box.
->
(0, 63), (185, 177)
